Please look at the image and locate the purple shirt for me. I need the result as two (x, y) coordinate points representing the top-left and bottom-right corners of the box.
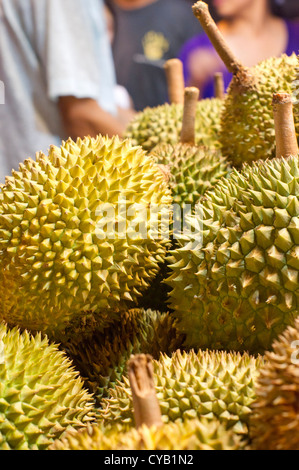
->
(179, 20), (299, 99)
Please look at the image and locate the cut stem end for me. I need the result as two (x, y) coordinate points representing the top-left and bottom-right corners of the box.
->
(128, 354), (163, 430)
(214, 72), (225, 99)
(272, 92), (298, 159)
(181, 86), (200, 145)
(164, 59), (185, 105)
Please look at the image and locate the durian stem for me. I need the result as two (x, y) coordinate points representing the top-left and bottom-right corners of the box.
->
(128, 354), (163, 430)
(164, 59), (185, 105)
(272, 93), (298, 159)
(192, 1), (243, 75)
(181, 87), (200, 145)
(214, 72), (225, 99)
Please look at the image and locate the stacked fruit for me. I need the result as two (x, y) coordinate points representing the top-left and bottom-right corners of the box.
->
(0, 0), (298, 451)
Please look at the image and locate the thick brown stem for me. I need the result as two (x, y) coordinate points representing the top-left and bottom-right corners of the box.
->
(214, 72), (225, 99)
(192, 1), (243, 75)
(128, 354), (163, 429)
(181, 87), (200, 145)
(272, 93), (298, 158)
(164, 59), (185, 105)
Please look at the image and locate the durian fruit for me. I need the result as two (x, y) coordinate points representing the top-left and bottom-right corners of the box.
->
(98, 349), (263, 435)
(125, 98), (223, 153)
(0, 322), (95, 450)
(249, 318), (299, 450)
(151, 143), (229, 210)
(50, 418), (242, 451)
(125, 58), (223, 153)
(63, 308), (185, 401)
(193, 1), (298, 167)
(167, 94), (299, 354)
(137, 88), (229, 311)
(51, 354), (243, 451)
(0, 135), (172, 342)
(150, 86), (230, 211)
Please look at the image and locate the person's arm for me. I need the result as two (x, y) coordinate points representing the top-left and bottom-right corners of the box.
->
(58, 96), (133, 139)
(41, 0), (132, 139)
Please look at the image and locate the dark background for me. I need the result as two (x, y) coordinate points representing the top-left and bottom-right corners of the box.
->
(271, 0), (299, 18)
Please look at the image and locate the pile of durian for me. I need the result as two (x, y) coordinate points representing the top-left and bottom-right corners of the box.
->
(0, 1), (299, 451)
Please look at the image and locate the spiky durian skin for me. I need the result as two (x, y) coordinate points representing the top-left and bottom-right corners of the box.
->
(124, 98), (223, 153)
(0, 323), (95, 450)
(150, 143), (230, 210)
(0, 136), (172, 342)
(98, 349), (262, 434)
(63, 308), (185, 401)
(249, 318), (299, 450)
(137, 144), (230, 312)
(50, 419), (243, 451)
(220, 54), (298, 167)
(167, 155), (299, 354)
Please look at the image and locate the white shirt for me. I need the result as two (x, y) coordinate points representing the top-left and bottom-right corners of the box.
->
(0, 0), (117, 182)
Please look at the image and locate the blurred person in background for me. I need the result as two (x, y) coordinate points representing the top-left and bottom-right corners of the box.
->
(272, 0), (299, 19)
(0, 0), (131, 182)
(106, 0), (202, 111)
(179, 0), (299, 99)
(104, 3), (136, 117)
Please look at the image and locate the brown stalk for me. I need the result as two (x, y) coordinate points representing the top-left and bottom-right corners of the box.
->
(192, 1), (243, 75)
(180, 87), (200, 145)
(164, 58), (185, 105)
(214, 72), (225, 99)
(193, 1), (257, 95)
(272, 93), (298, 158)
(128, 354), (163, 429)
